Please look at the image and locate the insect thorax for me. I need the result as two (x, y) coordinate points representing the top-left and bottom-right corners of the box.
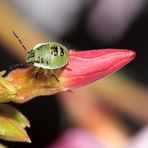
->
(26, 42), (69, 69)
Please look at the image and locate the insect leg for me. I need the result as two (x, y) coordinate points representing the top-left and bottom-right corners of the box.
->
(62, 67), (72, 71)
(50, 71), (59, 82)
(67, 89), (73, 93)
(34, 67), (40, 79)
(65, 67), (72, 71)
(9, 63), (27, 70)
(44, 69), (48, 76)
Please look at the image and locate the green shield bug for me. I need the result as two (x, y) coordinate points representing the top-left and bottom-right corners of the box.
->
(12, 31), (70, 81)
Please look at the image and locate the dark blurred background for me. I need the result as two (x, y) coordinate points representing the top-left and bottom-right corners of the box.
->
(0, 0), (148, 148)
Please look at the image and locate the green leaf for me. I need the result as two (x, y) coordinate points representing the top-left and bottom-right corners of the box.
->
(0, 143), (7, 148)
(0, 104), (31, 142)
(0, 71), (6, 77)
(0, 71), (18, 103)
(0, 104), (30, 128)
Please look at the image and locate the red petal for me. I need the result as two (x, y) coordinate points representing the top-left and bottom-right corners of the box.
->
(60, 49), (136, 88)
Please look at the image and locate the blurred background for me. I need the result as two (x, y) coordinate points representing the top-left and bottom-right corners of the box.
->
(0, 0), (148, 148)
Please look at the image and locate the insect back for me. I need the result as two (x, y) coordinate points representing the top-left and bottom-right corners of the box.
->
(12, 31), (69, 81)
(26, 42), (69, 70)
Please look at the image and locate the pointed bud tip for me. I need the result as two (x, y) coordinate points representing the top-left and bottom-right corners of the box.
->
(24, 136), (31, 143)
(119, 49), (136, 62)
(127, 50), (136, 59)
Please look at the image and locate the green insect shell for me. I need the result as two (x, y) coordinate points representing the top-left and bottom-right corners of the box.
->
(26, 42), (69, 70)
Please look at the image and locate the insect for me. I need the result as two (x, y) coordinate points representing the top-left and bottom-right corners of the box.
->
(12, 31), (70, 81)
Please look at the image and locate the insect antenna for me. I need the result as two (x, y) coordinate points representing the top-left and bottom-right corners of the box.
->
(9, 63), (28, 70)
(12, 31), (29, 53)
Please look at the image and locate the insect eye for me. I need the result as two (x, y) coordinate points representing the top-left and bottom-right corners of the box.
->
(60, 47), (64, 56)
(28, 51), (35, 58)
